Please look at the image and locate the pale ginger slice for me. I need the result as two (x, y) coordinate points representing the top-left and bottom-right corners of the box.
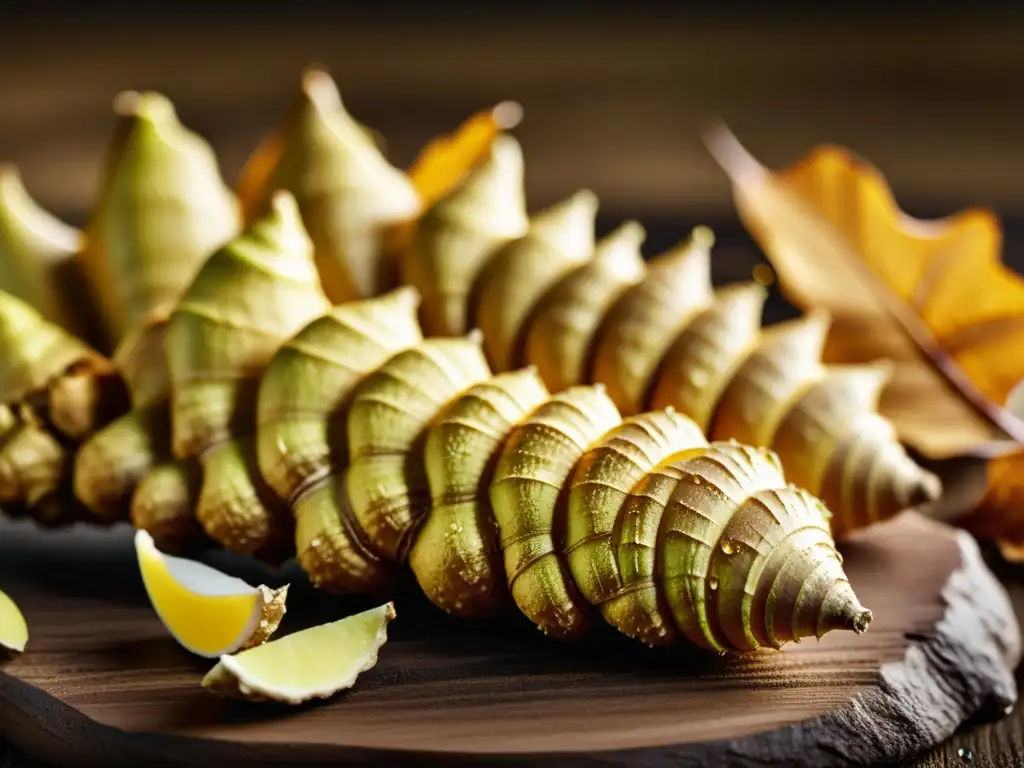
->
(202, 602), (395, 704)
(0, 588), (28, 660)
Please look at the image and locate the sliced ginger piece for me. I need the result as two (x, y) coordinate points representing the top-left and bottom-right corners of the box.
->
(202, 602), (395, 704)
(0, 588), (28, 660)
(135, 530), (287, 657)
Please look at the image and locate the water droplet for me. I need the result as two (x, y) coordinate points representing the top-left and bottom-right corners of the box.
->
(259, 619), (269, 629)
(728, 437), (739, 447)
(752, 263), (775, 286)
(721, 540), (735, 555)
(958, 747), (973, 762)
(693, 476), (702, 485)
(708, 576), (719, 591)
(310, 537), (322, 548)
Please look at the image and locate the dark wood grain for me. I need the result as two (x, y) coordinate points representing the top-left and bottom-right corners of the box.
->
(0, 511), (1018, 766)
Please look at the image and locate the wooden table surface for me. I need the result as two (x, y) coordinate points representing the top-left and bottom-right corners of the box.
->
(2, 9), (1024, 766)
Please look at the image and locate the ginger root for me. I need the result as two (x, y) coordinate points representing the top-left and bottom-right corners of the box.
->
(252, 291), (872, 653)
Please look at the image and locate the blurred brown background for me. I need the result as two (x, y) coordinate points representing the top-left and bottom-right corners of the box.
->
(2, 7), (1024, 233)
(2, 7), (1024, 767)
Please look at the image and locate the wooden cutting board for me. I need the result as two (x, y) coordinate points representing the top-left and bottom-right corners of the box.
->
(0, 510), (1019, 767)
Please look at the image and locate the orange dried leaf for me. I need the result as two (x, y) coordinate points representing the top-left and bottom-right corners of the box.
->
(962, 380), (1024, 560)
(406, 101), (523, 210)
(966, 445), (1024, 561)
(706, 124), (1024, 459)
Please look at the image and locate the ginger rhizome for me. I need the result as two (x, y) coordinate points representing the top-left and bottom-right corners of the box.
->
(398, 135), (941, 536)
(0, 289), (127, 525)
(0, 73), (907, 658)
(0, 165), (91, 341)
(234, 287), (873, 653)
(71, 90), (241, 530)
(236, 67), (420, 304)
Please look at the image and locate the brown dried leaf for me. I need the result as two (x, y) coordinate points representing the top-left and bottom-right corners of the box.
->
(706, 125), (1024, 459)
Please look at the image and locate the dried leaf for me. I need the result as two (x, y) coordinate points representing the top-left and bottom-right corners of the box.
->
(383, 101), (524, 272)
(705, 125), (1024, 459)
(406, 101), (523, 210)
(962, 386), (1024, 559)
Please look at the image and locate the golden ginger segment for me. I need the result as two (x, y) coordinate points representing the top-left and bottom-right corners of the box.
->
(410, 368), (550, 618)
(523, 221), (647, 394)
(74, 404), (169, 523)
(711, 311), (831, 448)
(0, 165), (89, 339)
(488, 385), (621, 638)
(648, 283), (768, 431)
(0, 290), (127, 523)
(565, 409), (708, 620)
(346, 334), (492, 562)
(130, 460), (204, 556)
(218, 204), (874, 652)
(256, 287), (423, 506)
(255, 288), (423, 591)
(73, 94), (239, 519)
(470, 190), (598, 371)
(166, 193), (327, 460)
(0, 405), (78, 527)
(254, 297), (869, 651)
(404, 165), (937, 537)
(587, 226), (716, 414)
(163, 192), (330, 559)
(656, 443), (866, 653)
(401, 134), (529, 337)
(82, 90), (239, 351)
(0, 290), (106, 406)
(293, 473), (397, 596)
(236, 68), (420, 303)
(610, 460), (691, 646)
(73, 313), (175, 523)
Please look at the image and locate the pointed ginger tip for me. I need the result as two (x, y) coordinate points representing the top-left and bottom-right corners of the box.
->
(0, 162), (19, 185)
(847, 607), (873, 635)
(389, 284), (422, 310)
(691, 225), (716, 250)
(907, 469), (943, 508)
(491, 101), (524, 130)
(114, 91), (176, 124)
(572, 188), (599, 212)
(300, 66), (342, 112)
(815, 580), (873, 639)
(606, 220), (647, 247)
(268, 189), (301, 218)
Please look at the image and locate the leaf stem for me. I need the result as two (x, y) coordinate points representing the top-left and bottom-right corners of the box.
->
(702, 121), (1024, 454)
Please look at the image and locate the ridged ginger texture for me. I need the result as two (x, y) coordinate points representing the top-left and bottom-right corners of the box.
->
(244, 287), (873, 654)
(398, 136), (941, 537)
(72, 90), (240, 532)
